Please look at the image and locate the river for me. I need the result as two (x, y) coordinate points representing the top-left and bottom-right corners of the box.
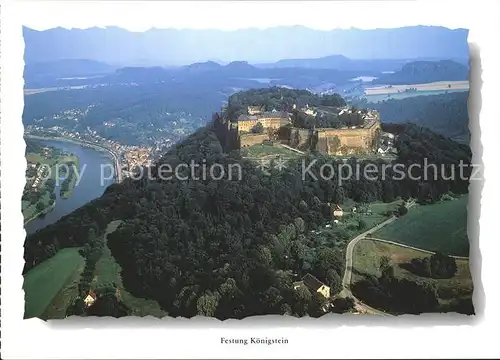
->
(25, 139), (116, 235)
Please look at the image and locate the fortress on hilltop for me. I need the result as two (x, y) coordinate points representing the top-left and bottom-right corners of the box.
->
(236, 107), (292, 133)
(211, 105), (381, 156)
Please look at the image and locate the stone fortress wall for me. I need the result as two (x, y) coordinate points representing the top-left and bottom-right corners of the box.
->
(213, 105), (381, 155)
(316, 119), (381, 155)
(236, 107), (292, 133)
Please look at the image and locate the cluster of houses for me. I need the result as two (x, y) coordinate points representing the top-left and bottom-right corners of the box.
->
(292, 204), (344, 313)
(29, 164), (49, 189)
(291, 203), (372, 314)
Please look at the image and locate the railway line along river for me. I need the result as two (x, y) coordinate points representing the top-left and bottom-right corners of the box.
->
(24, 138), (116, 235)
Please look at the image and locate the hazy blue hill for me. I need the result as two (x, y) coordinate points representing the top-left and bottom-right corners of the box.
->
(24, 57), (377, 90)
(371, 60), (469, 84)
(183, 61), (223, 73)
(23, 26), (469, 66)
(261, 55), (410, 72)
(24, 59), (115, 77)
(24, 59), (117, 87)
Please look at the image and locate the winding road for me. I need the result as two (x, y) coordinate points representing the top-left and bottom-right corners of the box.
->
(339, 201), (417, 316)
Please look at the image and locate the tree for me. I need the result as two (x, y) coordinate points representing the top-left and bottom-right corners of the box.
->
(331, 296), (355, 314)
(309, 293), (328, 317)
(380, 265), (395, 286)
(66, 297), (86, 317)
(196, 291), (219, 317)
(280, 303), (292, 316)
(35, 202), (45, 212)
(256, 245), (273, 266)
(294, 217), (305, 234)
(398, 204), (408, 216)
(380, 255), (391, 273)
(313, 247), (343, 280)
(87, 288), (131, 317)
(293, 286), (312, 317)
(251, 122), (264, 134)
(429, 252), (457, 278)
(262, 287), (283, 313)
(326, 268), (341, 293)
(298, 200), (308, 212)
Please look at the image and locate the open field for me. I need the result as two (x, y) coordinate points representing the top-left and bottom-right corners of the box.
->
(364, 89), (468, 103)
(374, 195), (469, 256)
(364, 81), (469, 95)
(351, 239), (473, 308)
(24, 85), (88, 96)
(25, 153), (78, 167)
(23, 248), (85, 319)
(92, 220), (168, 317)
(364, 200), (404, 227)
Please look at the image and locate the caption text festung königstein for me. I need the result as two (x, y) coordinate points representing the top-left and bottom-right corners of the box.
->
(221, 337), (289, 345)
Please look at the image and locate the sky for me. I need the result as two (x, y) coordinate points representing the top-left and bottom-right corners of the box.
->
(19, 0), (471, 32)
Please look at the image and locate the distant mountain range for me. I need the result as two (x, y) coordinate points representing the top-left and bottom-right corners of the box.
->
(24, 57), (469, 91)
(23, 25), (469, 66)
(256, 54), (469, 72)
(257, 55), (407, 71)
(23, 58), (379, 89)
(23, 59), (117, 84)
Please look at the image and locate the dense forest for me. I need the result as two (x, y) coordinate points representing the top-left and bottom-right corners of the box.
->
(24, 119), (471, 317)
(226, 87), (346, 120)
(368, 92), (470, 142)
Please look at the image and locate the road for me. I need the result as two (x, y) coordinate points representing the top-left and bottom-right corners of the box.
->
(339, 201), (416, 316)
(280, 144), (305, 155)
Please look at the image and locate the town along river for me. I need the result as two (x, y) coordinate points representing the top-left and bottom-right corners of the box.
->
(25, 139), (116, 235)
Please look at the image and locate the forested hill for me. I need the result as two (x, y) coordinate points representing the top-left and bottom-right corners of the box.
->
(371, 92), (470, 142)
(227, 87), (346, 119)
(24, 59), (116, 83)
(24, 120), (471, 318)
(371, 60), (468, 85)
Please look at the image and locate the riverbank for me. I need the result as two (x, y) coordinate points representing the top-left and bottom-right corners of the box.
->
(24, 139), (117, 235)
(25, 135), (122, 183)
(24, 200), (57, 226)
